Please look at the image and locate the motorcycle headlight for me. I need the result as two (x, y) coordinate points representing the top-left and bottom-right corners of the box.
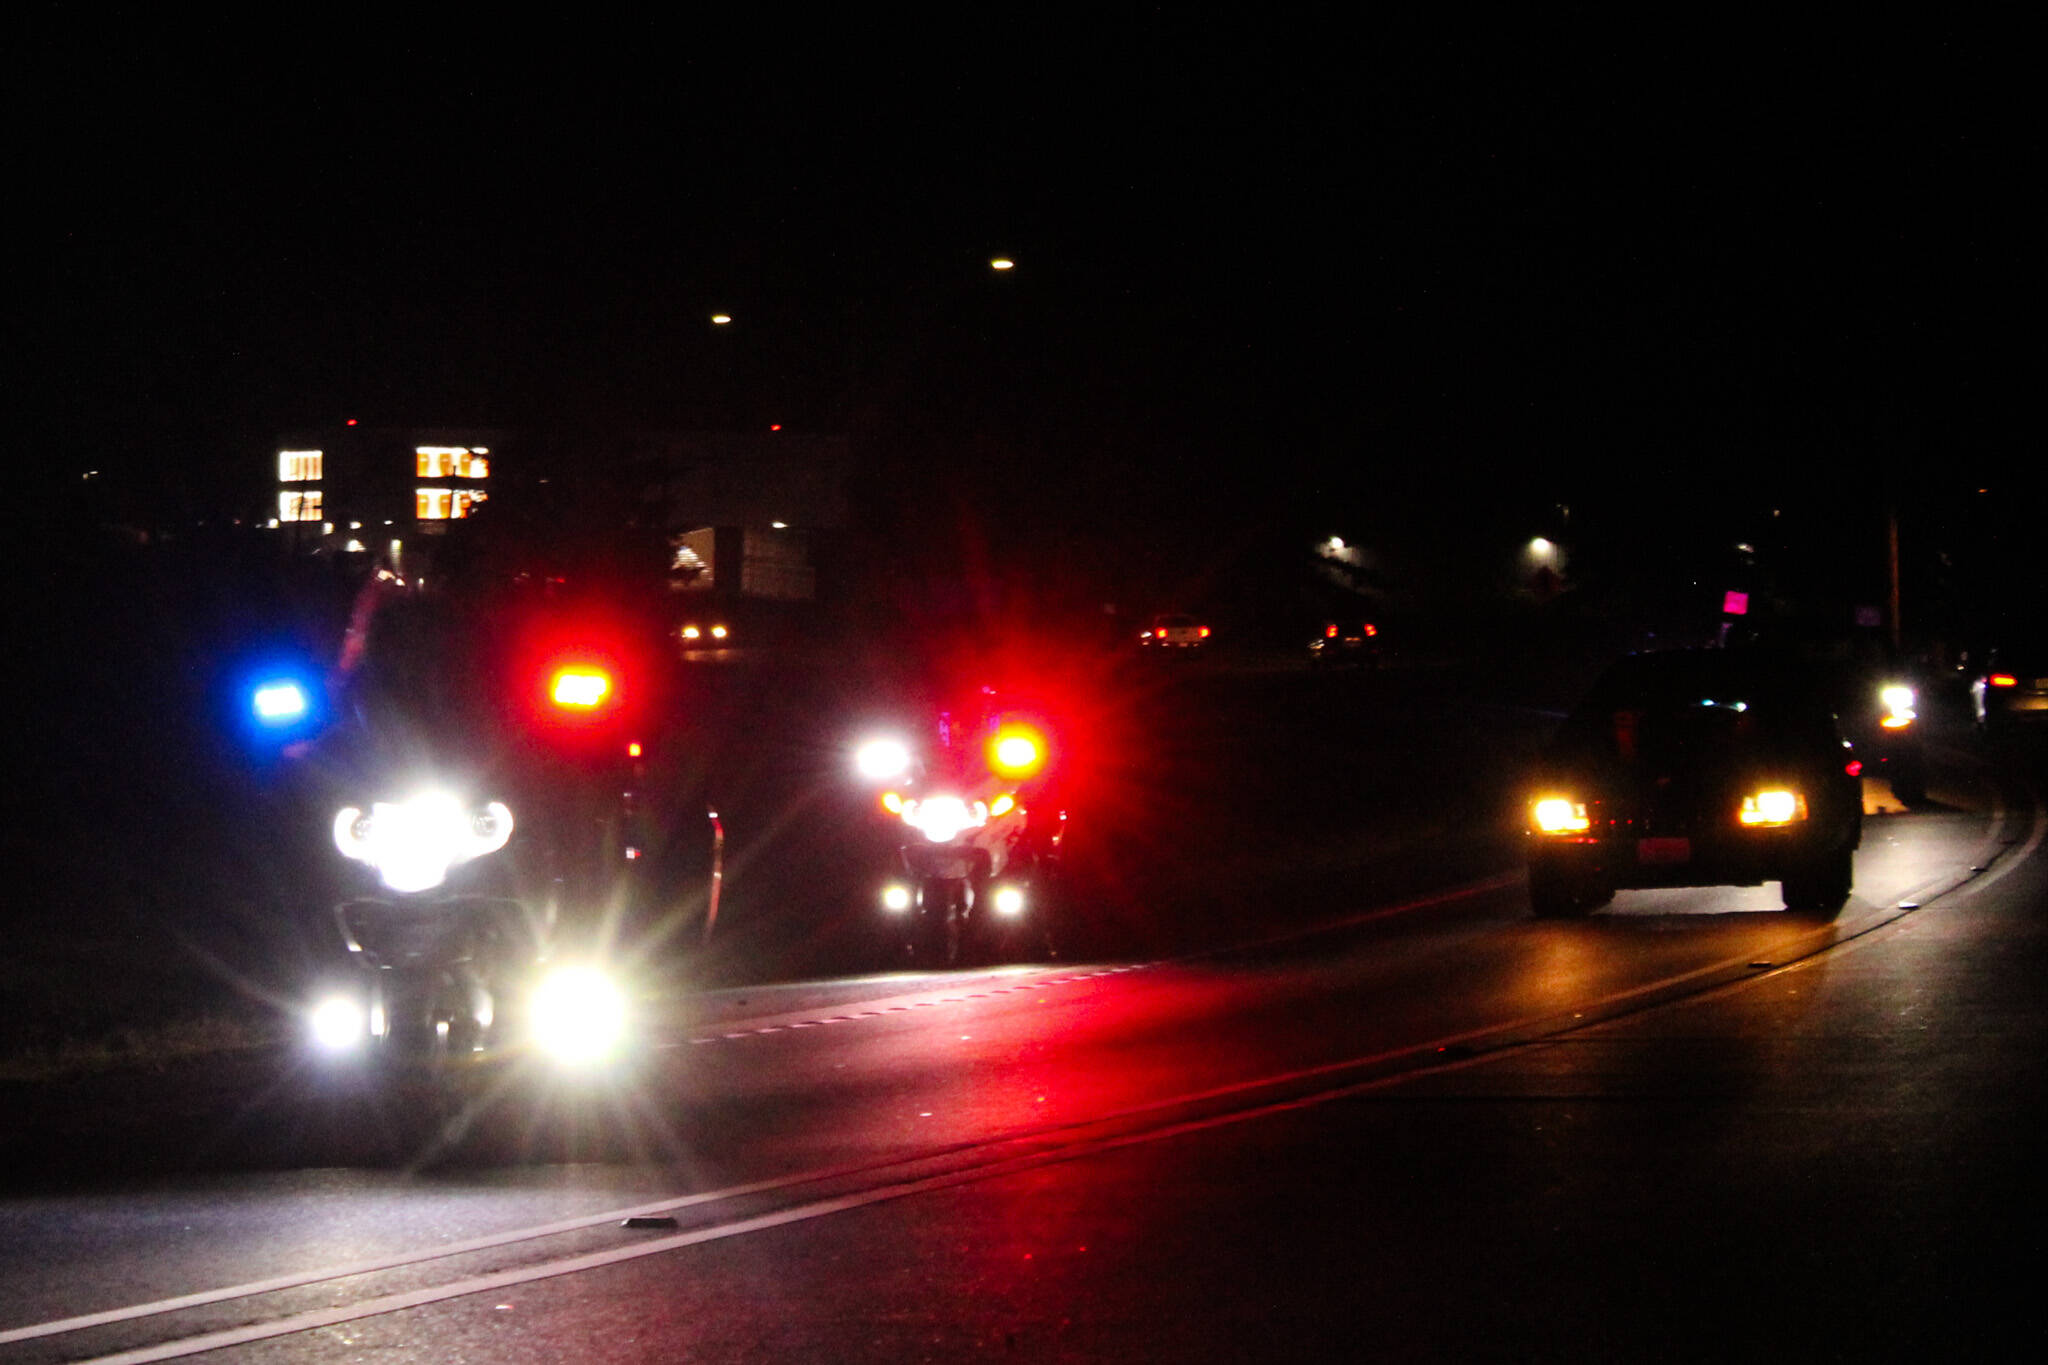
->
(530, 965), (628, 1064)
(1880, 683), (1917, 728)
(903, 794), (987, 844)
(333, 793), (515, 893)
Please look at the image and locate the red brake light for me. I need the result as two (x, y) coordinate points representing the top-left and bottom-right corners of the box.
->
(1990, 673), (2018, 688)
(1199, 626), (1211, 638)
(1325, 625), (1338, 638)
(1364, 623), (1378, 637)
(1845, 760), (1864, 777)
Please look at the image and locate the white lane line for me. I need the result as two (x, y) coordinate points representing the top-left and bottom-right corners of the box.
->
(673, 965), (1141, 1045)
(667, 967), (1109, 1042)
(1960, 776), (2046, 899)
(8, 866), (1739, 1355)
(0, 967), (1145, 1347)
(0, 1137), (994, 1349)
(71, 1047), (1523, 1365)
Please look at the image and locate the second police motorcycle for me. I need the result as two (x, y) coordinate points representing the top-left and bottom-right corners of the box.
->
(852, 685), (1068, 964)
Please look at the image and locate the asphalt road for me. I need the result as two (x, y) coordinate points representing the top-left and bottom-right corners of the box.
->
(2, 705), (2041, 1362)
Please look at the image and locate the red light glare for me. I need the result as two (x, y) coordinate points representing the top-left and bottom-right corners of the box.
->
(1989, 673), (2018, 688)
(1364, 624), (1377, 636)
(627, 741), (643, 758)
(1325, 625), (1338, 638)
(345, 418), (358, 426)
(551, 669), (611, 708)
(1198, 626), (1211, 638)
(1845, 760), (1864, 777)
(989, 724), (1047, 778)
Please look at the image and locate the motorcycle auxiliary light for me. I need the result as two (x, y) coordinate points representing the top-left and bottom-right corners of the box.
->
(308, 994), (368, 1052)
(530, 965), (628, 1064)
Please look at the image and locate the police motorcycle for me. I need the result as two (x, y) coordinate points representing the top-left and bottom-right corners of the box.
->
(269, 575), (658, 1076)
(852, 689), (1066, 965)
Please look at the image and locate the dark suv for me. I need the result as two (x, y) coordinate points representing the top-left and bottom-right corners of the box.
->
(1526, 650), (1863, 919)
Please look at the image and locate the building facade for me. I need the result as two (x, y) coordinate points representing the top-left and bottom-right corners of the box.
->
(273, 426), (849, 608)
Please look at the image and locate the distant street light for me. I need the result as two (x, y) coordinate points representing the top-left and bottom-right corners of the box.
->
(989, 257), (1015, 271)
(710, 313), (733, 325)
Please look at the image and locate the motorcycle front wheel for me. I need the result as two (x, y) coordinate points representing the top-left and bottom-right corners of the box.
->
(913, 879), (968, 967)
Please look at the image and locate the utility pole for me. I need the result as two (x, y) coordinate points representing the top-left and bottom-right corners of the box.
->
(1887, 505), (1902, 654)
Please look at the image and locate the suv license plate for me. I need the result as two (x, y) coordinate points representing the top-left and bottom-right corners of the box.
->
(1637, 837), (1692, 865)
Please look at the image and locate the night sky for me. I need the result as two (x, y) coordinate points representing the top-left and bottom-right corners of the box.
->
(8, 14), (2035, 637)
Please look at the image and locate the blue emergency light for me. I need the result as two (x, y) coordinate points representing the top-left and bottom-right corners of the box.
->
(253, 680), (310, 723)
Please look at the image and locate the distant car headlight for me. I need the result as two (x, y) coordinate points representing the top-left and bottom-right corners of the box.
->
(1880, 683), (1917, 728)
(1739, 789), (1807, 826)
(1531, 797), (1591, 835)
(991, 884), (1027, 917)
(530, 965), (628, 1064)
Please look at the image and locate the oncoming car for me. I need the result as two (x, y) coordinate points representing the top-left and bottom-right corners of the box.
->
(1526, 650), (1863, 919)
(675, 619), (732, 651)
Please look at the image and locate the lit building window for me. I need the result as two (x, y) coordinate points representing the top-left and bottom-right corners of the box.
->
(416, 446), (491, 479)
(279, 489), (324, 522)
(416, 488), (489, 520)
(279, 450), (324, 482)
